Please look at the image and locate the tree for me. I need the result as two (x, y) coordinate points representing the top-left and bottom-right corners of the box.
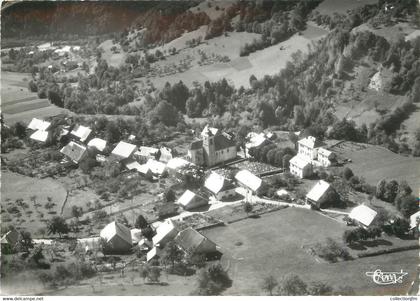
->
(342, 167), (354, 181)
(12, 122), (27, 139)
(282, 154), (293, 169)
(193, 263), (232, 295)
(164, 188), (176, 203)
(162, 241), (184, 271)
(309, 281), (333, 296)
(384, 180), (399, 203)
(243, 202), (253, 216)
(16, 231), (34, 253)
(71, 206), (83, 219)
(279, 274), (308, 296)
(139, 265), (149, 283)
(376, 179), (387, 200)
(47, 216), (69, 238)
(261, 275), (278, 296)
(396, 195), (418, 218)
(142, 226), (155, 241)
(148, 266), (161, 283)
(135, 214), (148, 229)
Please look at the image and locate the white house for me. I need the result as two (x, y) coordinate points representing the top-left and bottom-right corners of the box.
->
(27, 118), (51, 131)
(30, 130), (50, 143)
(100, 221), (132, 253)
(349, 205), (378, 228)
(235, 170), (262, 193)
(87, 138), (107, 152)
(70, 125), (92, 142)
(317, 147), (335, 167)
(289, 155), (312, 179)
(177, 190), (208, 210)
(204, 172), (236, 201)
(145, 159), (166, 176)
(60, 141), (87, 164)
(111, 141), (138, 161)
(152, 220), (178, 247)
(297, 136), (321, 161)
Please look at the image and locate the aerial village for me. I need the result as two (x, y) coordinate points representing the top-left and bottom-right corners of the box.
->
(1, 114), (419, 295)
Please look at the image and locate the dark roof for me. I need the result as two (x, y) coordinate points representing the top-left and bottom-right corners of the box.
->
(214, 134), (235, 151)
(189, 140), (203, 150)
(174, 228), (214, 253)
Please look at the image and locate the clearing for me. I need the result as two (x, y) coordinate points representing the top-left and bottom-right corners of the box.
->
(314, 0), (379, 16)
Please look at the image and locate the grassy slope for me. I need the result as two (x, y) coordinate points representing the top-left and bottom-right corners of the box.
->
(314, 0), (379, 16)
(202, 208), (417, 295)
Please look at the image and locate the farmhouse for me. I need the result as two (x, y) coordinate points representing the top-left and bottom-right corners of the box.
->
(111, 141), (138, 161)
(349, 204), (378, 228)
(174, 227), (217, 255)
(235, 170), (262, 193)
(204, 172), (236, 201)
(177, 190), (208, 210)
(166, 157), (192, 175)
(27, 118), (51, 131)
(289, 155), (313, 179)
(100, 221), (132, 253)
(70, 125), (92, 142)
(87, 138), (107, 152)
(188, 125), (237, 167)
(30, 130), (50, 143)
(60, 141), (87, 164)
(306, 180), (338, 209)
(152, 219), (178, 247)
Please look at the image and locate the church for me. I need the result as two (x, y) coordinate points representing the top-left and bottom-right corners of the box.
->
(188, 125), (237, 167)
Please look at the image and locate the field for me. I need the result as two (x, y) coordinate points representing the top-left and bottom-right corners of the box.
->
(202, 208), (418, 295)
(314, 0), (379, 16)
(1, 71), (69, 124)
(331, 141), (420, 189)
(352, 22), (419, 43)
(0, 171), (68, 234)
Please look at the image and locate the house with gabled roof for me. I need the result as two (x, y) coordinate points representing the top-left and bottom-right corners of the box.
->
(188, 125), (237, 167)
(60, 141), (87, 164)
(145, 159), (166, 176)
(174, 228), (217, 255)
(349, 204), (378, 228)
(177, 190), (208, 210)
(27, 118), (51, 131)
(204, 172), (236, 201)
(111, 141), (137, 161)
(70, 125), (92, 142)
(289, 155), (312, 179)
(100, 221), (132, 253)
(235, 170), (262, 193)
(87, 138), (107, 152)
(30, 130), (51, 143)
(152, 219), (178, 247)
(306, 180), (338, 209)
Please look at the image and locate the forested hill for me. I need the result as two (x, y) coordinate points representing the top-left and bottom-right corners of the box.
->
(1, 1), (199, 39)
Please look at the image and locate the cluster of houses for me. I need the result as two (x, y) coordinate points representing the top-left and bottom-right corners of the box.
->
(77, 219), (218, 264)
(289, 136), (336, 179)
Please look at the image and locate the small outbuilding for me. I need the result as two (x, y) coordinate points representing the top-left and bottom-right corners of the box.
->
(111, 141), (138, 161)
(60, 141), (87, 164)
(152, 220), (178, 247)
(306, 180), (338, 209)
(174, 227), (217, 255)
(235, 170), (262, 193)
(87, 138), (107, 152)
(204, 172), (236, 201)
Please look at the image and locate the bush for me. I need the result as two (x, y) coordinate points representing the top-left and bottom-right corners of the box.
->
(314, 238), (351, 262)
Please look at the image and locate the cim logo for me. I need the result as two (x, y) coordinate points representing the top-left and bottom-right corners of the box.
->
(366, 269), (408, 285)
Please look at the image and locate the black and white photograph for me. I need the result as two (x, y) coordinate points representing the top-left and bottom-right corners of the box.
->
(0, 0), (419, 298)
